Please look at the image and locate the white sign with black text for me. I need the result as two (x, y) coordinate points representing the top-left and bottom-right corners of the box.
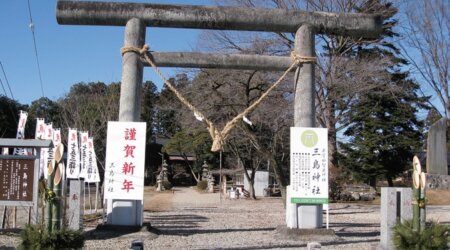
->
(290, 127), (328, 204)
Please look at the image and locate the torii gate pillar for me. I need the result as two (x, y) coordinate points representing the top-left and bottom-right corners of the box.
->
(289, 25), (323, 228)
(106, 18), (146, 226)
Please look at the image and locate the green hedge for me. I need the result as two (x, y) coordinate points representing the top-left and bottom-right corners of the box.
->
(197, 180), (208, 190)
(162, 180), (172, 190)
(393, 220), (449, 250)
(19, 224), (85, 249)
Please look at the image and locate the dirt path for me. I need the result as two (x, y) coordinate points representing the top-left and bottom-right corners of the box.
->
(144, 186), (220, 212)
(143, 187), (173, 212)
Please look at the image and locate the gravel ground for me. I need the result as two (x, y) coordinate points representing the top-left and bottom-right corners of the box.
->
(1, 187), (449, 249)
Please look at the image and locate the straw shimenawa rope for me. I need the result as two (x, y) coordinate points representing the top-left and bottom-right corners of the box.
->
(121, 44), (315, 152)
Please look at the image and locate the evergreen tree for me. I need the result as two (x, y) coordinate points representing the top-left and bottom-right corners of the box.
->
(337, 0), (429, 187)
(0, 95), (27, 138)
(140, 80), (158, 139)
(153, 74), (187, 137)
(162, 130), (216, 184)
(340, 59), (427, 187)
(27, 97), (63, 138)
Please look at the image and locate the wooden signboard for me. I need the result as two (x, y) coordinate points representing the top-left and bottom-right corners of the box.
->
(0, 158), (35, 206)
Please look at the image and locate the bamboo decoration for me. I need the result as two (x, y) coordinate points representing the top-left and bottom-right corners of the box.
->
(45, 159), (55, 232)
(412, 156), (426, 232)
(45, 143), (64, 232)
(53, 144), (64, 231)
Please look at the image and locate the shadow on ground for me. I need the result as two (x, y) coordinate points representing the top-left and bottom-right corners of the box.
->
(84, 223), (158, 240)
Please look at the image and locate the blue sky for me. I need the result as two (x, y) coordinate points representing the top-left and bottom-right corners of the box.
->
(0, 0), (212, 105)
(1, 0), (445, 119)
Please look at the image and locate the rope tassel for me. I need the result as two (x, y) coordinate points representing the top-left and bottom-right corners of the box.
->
(121, 44), (315, 152)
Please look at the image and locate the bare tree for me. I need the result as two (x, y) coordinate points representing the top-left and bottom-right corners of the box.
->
(200, 0), (399, 180)
(169, 69), (292, 200)
(58, 82), (120, 170)
(401, 0), (449, 118)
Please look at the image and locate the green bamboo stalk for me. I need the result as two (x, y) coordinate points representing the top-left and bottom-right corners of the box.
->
(52, 163), (62, 231)
(46, 160), (55, 233)
(419, 172), (427, 231)
(412, 156), (422, 232)
(412, 185), (421, 232)
(52, 145), (64, 231)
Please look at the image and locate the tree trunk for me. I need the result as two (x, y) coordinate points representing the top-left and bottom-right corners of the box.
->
(325, 101), (340, 181)
(269, 157), (287, 205)
(243, 167), (257, 200)
(369, 177), (377, 189)
(250, 181), (256, 199)
(242, 126), (288, 205)
(182, 153), (199, 183)
(328, 127), (340, 180)
(386, 175), (394, 187)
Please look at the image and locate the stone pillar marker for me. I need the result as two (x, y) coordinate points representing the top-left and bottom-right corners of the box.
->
(67, 179), (84, 230)
(380, 187), (412, 250)
(426, 118), (448, 175)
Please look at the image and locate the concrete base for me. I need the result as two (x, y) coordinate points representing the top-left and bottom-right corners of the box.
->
(106, 199), (143, 226)
(298, 205), (323, 228)
(286, 185), (323, 229)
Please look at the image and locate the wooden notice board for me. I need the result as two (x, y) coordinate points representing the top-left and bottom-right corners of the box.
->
(0, 158), (35, 205)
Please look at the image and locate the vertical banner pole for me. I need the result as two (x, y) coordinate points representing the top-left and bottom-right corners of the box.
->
(95, 182), (99, 213)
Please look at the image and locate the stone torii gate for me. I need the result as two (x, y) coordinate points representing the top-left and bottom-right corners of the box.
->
(57, 1), (381, 228)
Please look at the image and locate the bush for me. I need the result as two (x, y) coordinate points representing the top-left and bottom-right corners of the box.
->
(19, 224), (85, 249)
(162, 180), (172, 190)
(329, 178), (344, 201)
(393, 219), (449, 250)
(197, 180), (208, 190)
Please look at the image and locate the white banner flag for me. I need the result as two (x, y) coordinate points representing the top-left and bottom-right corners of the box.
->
(104, 122), (146, 200)
(92, 151), (100, 183)
(53, 128), (61, 146)
(66, 128), (80, 179)
(35, 118), (46, 177)
(35, 118), (45, 139)
(43, 123), (53, 179)
(86, 137), (100, 183)
(79, 131), (89, 179)
(53, 129), (64, 181)
(53, 128), (62, 162)
(13, 110), (28, 155)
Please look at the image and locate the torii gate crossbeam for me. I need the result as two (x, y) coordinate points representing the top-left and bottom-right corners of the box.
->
(57, 1), (382, 38)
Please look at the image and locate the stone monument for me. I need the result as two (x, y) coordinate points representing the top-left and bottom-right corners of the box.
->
(380, 187), (412, 250)
(157, 160), (168, 192)
(207, 173), (215, 193)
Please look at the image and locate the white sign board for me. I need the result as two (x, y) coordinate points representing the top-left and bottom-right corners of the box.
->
(104, 122), (146, 200)
(290, 127), (328, 204)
